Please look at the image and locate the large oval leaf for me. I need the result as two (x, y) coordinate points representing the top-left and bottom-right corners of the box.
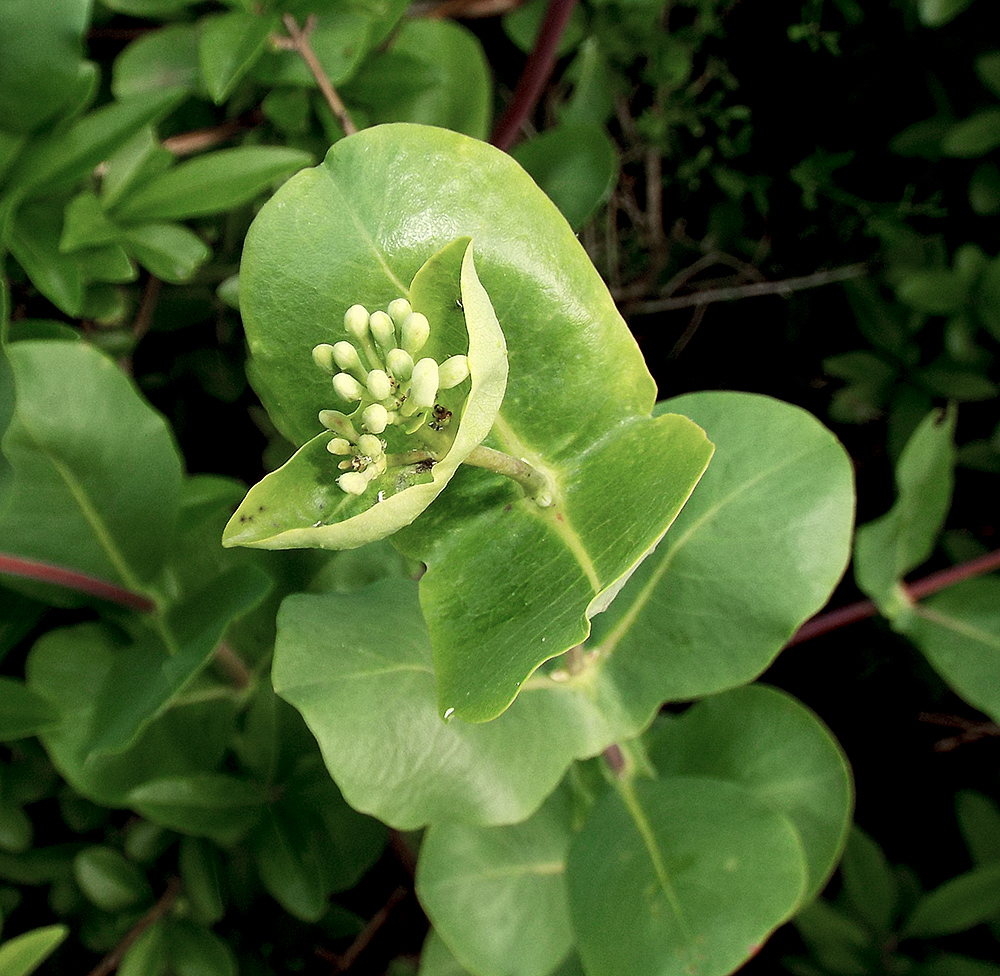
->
(566, 777), (807, 976)
(417, 784), (575, 976)
(585, 391), (855, 708)
(238, 124), (714, 721)
(646, 684), (853, 906)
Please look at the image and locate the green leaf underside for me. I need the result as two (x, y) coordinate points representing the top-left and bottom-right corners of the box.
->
(586, 392), (856, 703)
(398, 410), (713, 721)
(567, 777), (807, 976)
(224, 238), (507, 551)
(645, 685), (853, 907)
(238, 124), (714, 721)
(273, 581), (608, 828)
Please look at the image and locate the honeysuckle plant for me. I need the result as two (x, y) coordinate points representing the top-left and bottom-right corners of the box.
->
(217, 124), (858, 976)
(224, 123), (718, 723)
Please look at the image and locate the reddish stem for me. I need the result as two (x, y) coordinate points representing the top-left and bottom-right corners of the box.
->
(490, 0), (578, 151)
(0, 553), (155, 613)
(786, 547), (1000, 647)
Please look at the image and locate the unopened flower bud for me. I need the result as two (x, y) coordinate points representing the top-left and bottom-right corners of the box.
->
(437, 355), (470, 389)
(386, 348), (414, 381)
(344, 305), (370, 339)
(401, 312), (430, 356)
(387, 298), (412, 328)
(366, 369), (392, 401)
(318, 410), (358, 440)
(369, 310), (395, 351)
(409, 357), (439, 410)
(357, 433), (384, 458)
(333, 373), (364, 403)
(333, 341), (363, 375)
(338, 471), (368, 495)
(362, 402), (389, 434)
(326, 437), (353, 455)
(312, 343), (336, 374)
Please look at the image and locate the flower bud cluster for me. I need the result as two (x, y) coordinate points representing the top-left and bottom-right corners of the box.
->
(313, 300), (470, 496)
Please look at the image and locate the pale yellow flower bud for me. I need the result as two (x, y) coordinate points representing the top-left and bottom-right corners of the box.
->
(401, 312), (430, 356)
(326, 437), (353, 455)
(333, 373), (364, 403)
(369, 310), (395, 352)
(312, 343), (336, 374)
(366, 369), (392, 401)
(337, 471), (368, 495)
(387, 348), (414, 381)
(437, 355), (470, 389)
(344, 304), (370, 339)
(408, 357), (439, 410)
(362, 403), (389, 434)
(387, 298), (412, 328)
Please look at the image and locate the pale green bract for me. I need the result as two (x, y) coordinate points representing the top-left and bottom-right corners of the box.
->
(223, 237), (507, 550)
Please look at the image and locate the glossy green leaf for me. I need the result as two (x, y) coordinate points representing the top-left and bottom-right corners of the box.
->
(198, 11), (277, 104)
(400, 409), (710, 723)
(0, 341), (181, 595)
(251, 808), (327, 921)
(3, 89), (185, 199)
(0, 797), (32, 853)
(566, 778), (807, 976)
(61, 193), (122, 252)
(917, 0), (974, 25)
(840, 827), (898, 932)
(417, 785), (575, 976)
(6, 202), (85, 315)
(127, 775), (266, 845)
(977, 255), (1000, 341)
(358, 19), (492, 139)
(903, 862), (1000, 938)
(0, 0), (90, 133)
(74, 845), (151, 912)
(225, 237), (507, 550)
(118, 923), (167, 976)
(273, 581), (608, 828)
(121, 223), (211, 283)
(900, 578), (1000, 723)
(164, 920), (237, 976)
(112, 146), (313, 223)
(511, 124), (618, 230)
(100, 127), (173, 211)
(956, 790), (1000, 866)
(0, 925), (68, 976)
(0, 677), (58, 741)
(419, 930), (475, 976)
(237, 124), (712, 721)
(26, 623), (237, 806)
(111, 24), (200, 99)
(585, 392), (854, 710)
(854, 407), (955, 617)
(896, 270), (967, 314)
(179, 837), (225, 925)
(255, 0), (410, 88)
(793, 898), (872, 975)
(943, 110), (1000, 158)
(645, 685), (852, 906)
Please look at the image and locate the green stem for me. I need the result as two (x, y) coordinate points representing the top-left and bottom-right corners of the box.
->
(463, 445), (554, 506)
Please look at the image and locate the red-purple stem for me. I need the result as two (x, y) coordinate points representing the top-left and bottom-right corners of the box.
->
(0, 553), (156, 613)
(490, 0), (578, 151)
(786, 547), (1000, 647)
